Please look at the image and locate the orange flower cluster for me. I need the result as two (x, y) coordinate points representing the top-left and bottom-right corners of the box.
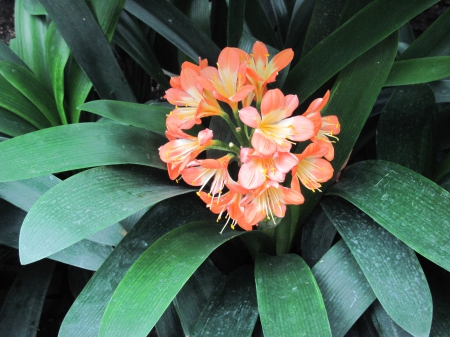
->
(159, 42), (340, 231)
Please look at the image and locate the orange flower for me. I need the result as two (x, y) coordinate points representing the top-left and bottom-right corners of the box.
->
(196, 47), (254, 111)
(246, 41), (294, 103)
(239, 89), (315, 156)
(291, 143), (334, 192)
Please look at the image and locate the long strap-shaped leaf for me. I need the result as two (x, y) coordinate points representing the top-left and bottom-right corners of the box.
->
(0, 199), (113, 271)
(19, 165), (193, 265)
(191, 266), (258, 337)
(327, 160), (450, 272)
(78, 100), (170, 135)
(40, 0), (136, 102)
(385, 56), (450, 87)
(255, 254), (331, 337)
(322, 197), (432, 336)
(312, 240), (376, 337)
(0, 107), (37, 137)
(99, 222), (270, 337)
(59, 195), (215, 337)
(0, 259), (55, 337)
(283, 0), (439, 100)
(124, 0), (220, 64)
(0, 123), (166, 182)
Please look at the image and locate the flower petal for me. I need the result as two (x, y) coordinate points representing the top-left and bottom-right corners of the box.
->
(239, 106), (261, 128)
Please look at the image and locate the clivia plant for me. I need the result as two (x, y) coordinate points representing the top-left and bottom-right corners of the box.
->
(0, 0), (450, 336)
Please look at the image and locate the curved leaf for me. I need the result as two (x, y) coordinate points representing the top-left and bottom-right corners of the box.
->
(322, 197), (432, 337)
(0, 107), (37, 137)
(78, 100), (170, 135)
(0, 123), (166, 182)
(0, 260), (55, 337)
(255, 254), (331, 337)
(370, 300), (414, 337)
(59, 195), (215, 337)
(227, 0), (246, 47)
(376, 84), (435, 176)
(312, 240), (376, 337)
(191, 266), (258, 337)
(40, 0), (136, 102)
(244, 0), (280, 49)
(327, 160), (450, 272)
(385, 57), (450, 86)
(0, 41), (29, 68)
(19, 165), (193, 264)
(0, 61), (61, 126)
(99, 222), (268, 337)
(124, 0), (220, 64)
(283, 0), (439, 100)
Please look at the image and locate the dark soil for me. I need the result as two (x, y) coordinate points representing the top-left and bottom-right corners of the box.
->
(0, 0), (14, 45)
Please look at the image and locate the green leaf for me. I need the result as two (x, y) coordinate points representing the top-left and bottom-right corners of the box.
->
(431, 79), (450, 104)
(0, 259), (55, 337)
(0, 123), (166, 182)
(19, 165), (193, 264)
(14, 0), (51, 91)
(66, 59), (93, 124)
(322, 197), (432, 337)
(24, 0), (47, 15)
(227, 0), (246, 47)
(369, 300), (414, 337)
(426, 263), (450, 336)
(99, 222), (266, 337)
(0, 107), (37, 137)
(399, 7), (450, 60)
(191, 266), (258, 337)
(124, 0), (220, 64)
(114, 11), (170, 89)
(255, 254), (331, 337)
(327, 160), (450, 272)
(283, 0), (439, 101)
(244, 0), (281, 49)
(0, 41), (29, 68)
(0, 75), (52, 129)
(45, 22), (70, 125)
(0, 199), (113, 270)
(268, 0), (294, 43)
(376, 84), (435, 177)
(156, 303), (185, 337)
(78, 100), (170, 135)
(84, 0), (126, 41)
(0, 61), (61, 126)
(385, 57), (450, 86)
(40, 0), (136, 102)
(59, 195), (215, 337)
(174, 259), (223, 335)
(312, 240), (376, 337)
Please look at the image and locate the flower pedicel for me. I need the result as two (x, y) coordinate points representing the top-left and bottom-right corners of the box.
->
(159, 41), (340, 232)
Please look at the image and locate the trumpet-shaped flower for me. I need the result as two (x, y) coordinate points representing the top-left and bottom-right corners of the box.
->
(246, 41), (294, 102)
(241, 180), (304, 227)
(159, 129), (214, 180)
(291, 143), (334, 192)
(303, 91), (340, 160)
(239, 89), (315, 156)
(197, 47), (254, 111)
(238, 148), (298, 190)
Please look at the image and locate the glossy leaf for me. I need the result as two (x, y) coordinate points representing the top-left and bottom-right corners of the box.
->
(155, 303), (185, 337)
(78, 100), (170, 135)
(0, 123), (166, 182)
(59, 195), (215, 337)
(370, 300), (413, 337)
(283, 0), (439, 101)
(0, 259), (55, 337)
(0, 75), (52, 129)
(0, 61), (61, 126)
(312, 240), (376, 337)
(327, 160), (450, 272)
(0, 41), (29, 68)
(227, 0), (246, 47)
(399, 6), (450, 60)
(191, 266), (258, 337)
(0, 107), (37, 137)
(45, 22), (70, 124)
(0, 199), (113, 270)
(385, 56), (450, 86)
(19, 166), (193, 264)
(255, 254), (331, 337)
(99, 222), (268, 337)
(40, 0), (136, 102)
(124, 0), (220, 64)
(376, 84), (435, 177)
(114, 11), (169, 89)
(23, 0), (47, 15)
(322, 197), (432, 337)
(244, 0), (280, 49)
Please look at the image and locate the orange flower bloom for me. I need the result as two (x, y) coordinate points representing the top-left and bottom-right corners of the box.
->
(245, 41), (294, 102)
(291, 143), (334, 192)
